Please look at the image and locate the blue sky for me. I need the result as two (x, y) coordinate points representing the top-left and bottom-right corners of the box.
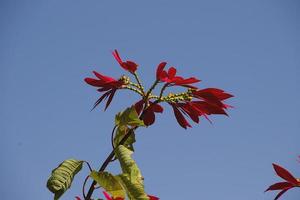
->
(1, 0), (299, 199)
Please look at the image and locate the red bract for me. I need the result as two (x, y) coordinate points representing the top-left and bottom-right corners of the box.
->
(265, 163), (300, 200)
(148, 195), (160, 200)
(156, 63), (199, 87)
(112, 50), (138, 73)
(84, 71), (125, 110)
(135, 100), (164, 126)
(170, 103), (192, 129)
(192, 88), (233, 108)
(169, 89), (233, 129)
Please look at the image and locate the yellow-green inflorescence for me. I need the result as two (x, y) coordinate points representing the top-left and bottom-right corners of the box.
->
(160, 88), (195, 103)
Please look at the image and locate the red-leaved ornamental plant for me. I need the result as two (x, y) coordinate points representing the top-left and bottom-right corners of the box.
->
(46, 50), (233, 200)
(266, 162), (300, 199)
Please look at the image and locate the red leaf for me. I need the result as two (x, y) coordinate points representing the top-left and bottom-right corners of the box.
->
(105, 89), (116, 110)
(112, 49), (123, 65)
(143, 109), (156, 126)
(112, 50), (138, 73)
(92, 91), (110, 110)
(191, 101), (228, 116)
(134, 100), (144, 115)
(194, 91), (223, 107)
(174, 77), (200, 85)
(150, 103), (164, 113)
(123, 61), (138, 73)
(272, 163), (298, 185)
(274, 188), (290, 200)
(265, 182), (293, 191)
(156, 62), (167, 80)
(168, 67), (177, 79)
(180, 103), (199, 123)
(171, 104), (191, 129)
(84, 78), (105, 87)
(93, 71), (116, 82)
(148, 195), (160, 200)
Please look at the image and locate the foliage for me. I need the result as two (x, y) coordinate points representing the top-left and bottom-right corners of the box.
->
(47, 159), (83, 200)
(46, 49), (236, 200)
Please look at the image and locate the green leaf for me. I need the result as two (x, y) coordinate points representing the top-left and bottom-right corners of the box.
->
(114, 125), (136, 151)
(115, 145), (149, 200)
(114, 145), (141, 177)
(115, 106), (144, 127)
(116, 174), (149, 200)
(90, 171), (125, 199)
(47, 159), (83, 200)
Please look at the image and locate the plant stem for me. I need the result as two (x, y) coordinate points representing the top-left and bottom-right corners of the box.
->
(145, 80), (159, 101)
(85, 128), (136, 200)
(133, 72), (145, 96)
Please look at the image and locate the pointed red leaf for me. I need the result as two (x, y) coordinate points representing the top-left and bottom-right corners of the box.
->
(174, 77), (200, 85)
(272, 163), (298, 185)
(123, 61), (138, 72)
(168, 67), (177, 79)
(201, 88), (234, 100)
(105, 89), (116, 110)
(148, 195), (159, 200)
(156, 62), (167, 80)
(180, 103), (199, 123)
(143, 109), (155, 126)
(171, 104), (191, 129)
(112, 49), (123, 65)
(192, 89), (224, 107)
(274, 188), (290, 200)
(93, 71), (116, 82)
(134, 100), (144, 115)
(91, 91), (110, 110)
(84, 78), (105, 87)
(265, 182), (293, 191)
(150, 103), (164, 113)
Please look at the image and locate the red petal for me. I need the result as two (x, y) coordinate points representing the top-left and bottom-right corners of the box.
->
(159, 71), (168, 81)
(102, 80), (123, 88)
(93, 71), (116, 82)
(274, 188), (291, 200)
(192, 101), (228, 116)
(134, 100), (144, 115)
(112, 49), (123, 65)
(193, 89), (224, 107)
(265, 182), (293, 191)
(272, 163), (298, 184)
(200, 88), (234, 100)
(182, 103), (200, 123)
(123, 61), (138, 73)
(156, 62), (167, 80)
(84, 78), (106, 87)
(150, 103), (163, 113)
(171, 104), (191, 129)
(75, 196), (81, 200)
(174, 77), (200, 85)
(91, 91), (110, 110)
(98, 87), (111, 92)
(143, 109), (155, 126)
(105, 89), (116, 110)
(168, 67), (177, 79)
(148, 195), (159, 200)
(170, 76), (183, 83)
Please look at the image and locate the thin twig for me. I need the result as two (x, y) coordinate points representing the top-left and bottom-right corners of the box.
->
(84, 128), (137, 200)
(110, 125), (117, 149)
(133, 72), (145, 96)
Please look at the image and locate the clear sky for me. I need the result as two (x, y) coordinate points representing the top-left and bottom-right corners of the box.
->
(1, 0), (299, 200)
